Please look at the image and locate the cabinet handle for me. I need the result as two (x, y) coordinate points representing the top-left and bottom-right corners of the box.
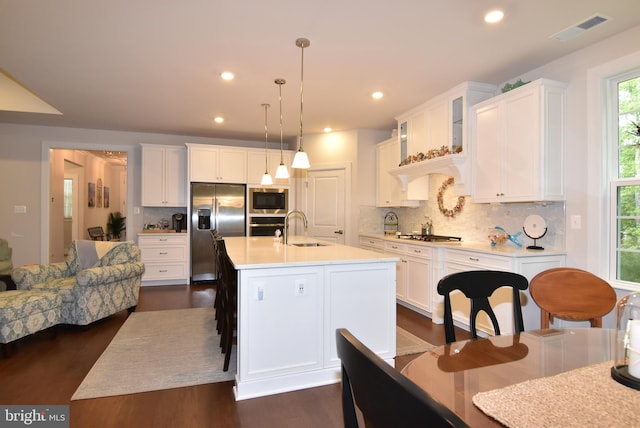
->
(413, 249), (421, 253)
(159, 252), (168, 255)
(469, 257), (480, 262)
(391, 245), (398, 249)
(160, 238), (168, 242)
(159, 269), (168, 273)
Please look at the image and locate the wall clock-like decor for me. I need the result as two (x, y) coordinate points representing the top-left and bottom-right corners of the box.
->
(437, 177), (465, 218)
(523, 214), (547, 250)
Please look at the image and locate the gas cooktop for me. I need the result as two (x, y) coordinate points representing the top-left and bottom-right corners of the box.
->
(398, 234), (462, 242)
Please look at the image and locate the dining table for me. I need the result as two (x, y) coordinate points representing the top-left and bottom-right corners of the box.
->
(400, 328), (640, 427)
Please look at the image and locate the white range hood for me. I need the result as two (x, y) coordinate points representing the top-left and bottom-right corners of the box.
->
(389, 154), (470, 195)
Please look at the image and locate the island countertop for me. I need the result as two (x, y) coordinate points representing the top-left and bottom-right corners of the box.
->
(225, 236), (399, 269)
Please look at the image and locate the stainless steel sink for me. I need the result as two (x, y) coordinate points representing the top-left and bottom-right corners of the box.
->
(289, 242), (328, 247)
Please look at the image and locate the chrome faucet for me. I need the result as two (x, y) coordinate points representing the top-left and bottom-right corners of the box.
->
(284, 209), (308, 245)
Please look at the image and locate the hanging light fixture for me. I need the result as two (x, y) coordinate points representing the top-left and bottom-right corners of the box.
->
(274, 78), (290, 179)
(291, 37), (311, 169)
(260, 103), (273, 186)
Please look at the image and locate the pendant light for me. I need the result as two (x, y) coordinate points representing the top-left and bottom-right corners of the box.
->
(274, 78), (290, 179)
(291, 37), (311, 169)
(260, 103), (273, 186)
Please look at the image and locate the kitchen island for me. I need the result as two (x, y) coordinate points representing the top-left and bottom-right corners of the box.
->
(224, 236), (399, 400)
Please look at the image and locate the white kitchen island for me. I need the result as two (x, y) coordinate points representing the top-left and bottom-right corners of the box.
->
(224, 236), (399, 400)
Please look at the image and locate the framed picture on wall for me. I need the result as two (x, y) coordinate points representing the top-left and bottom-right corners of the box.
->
(104, 186), (110, 208)
(88, 182), (95, 207)
(96, 178), (103, 208)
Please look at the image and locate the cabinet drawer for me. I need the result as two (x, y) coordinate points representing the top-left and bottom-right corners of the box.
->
(384, 242), (407, 254)
(359, 237), (384, 252)
(444, 249), (512, 270)
(140, 246), (185, 262)
(142, 263), (187, 280)
(404, 244), (431, 260)
(138, 235), (187, 246)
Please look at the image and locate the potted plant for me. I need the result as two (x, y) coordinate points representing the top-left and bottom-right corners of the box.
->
(107, 211), (126, 241)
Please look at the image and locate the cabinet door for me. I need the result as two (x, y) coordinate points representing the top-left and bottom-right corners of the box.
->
(163, 147), (187, 206)
(408, 110), (427, 155)
(218, 149), (247, 183)
(405, 251), (431, 312)
(503, 90), (539, 201)
(190, 146), (219, 182)
(141, 146), (166, 206)
(472, 103), (503, 202)
(376, 140), (402, 206)
(425, 99), (448, 150)
(247, 150), (291, 184)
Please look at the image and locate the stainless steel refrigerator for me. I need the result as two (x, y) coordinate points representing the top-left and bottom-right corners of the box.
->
(190, 183), (246, 283)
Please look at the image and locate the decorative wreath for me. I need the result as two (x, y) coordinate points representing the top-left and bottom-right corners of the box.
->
(437, 177), (465, 218)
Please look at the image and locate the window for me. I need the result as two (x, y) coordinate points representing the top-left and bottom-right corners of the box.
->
(611, 74), (640, 286)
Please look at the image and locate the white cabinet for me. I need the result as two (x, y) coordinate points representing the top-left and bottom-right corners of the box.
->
(359, 236), (384, 253)
(376, 138), (420, 207)
(384, 241), (433, 313)
(392, 82), (496, 195)
(435, 247), (566, 334)
(138, 233), (189, 284)
(471, 78), (566, 203)
(187, 144), (247, 183)
(246, 148), (292, 185)
(141, 145), (187, 207)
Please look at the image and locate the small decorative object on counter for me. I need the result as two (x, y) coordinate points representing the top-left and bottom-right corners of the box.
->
(421, 216), (432, 235)
(436, 177), (465, 218)
(384, 211), (399, 235)
(611, 291), (640, 390)
(488, 226), (523, 247)
(274, 229), (282, 245)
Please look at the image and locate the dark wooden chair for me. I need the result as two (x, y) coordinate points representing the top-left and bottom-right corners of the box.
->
(87, 226), (107, 241)
(529, 267), (616, 328)
(336, 328), (469, 428)
(437, 270), (529, 343)
(215, 239), (237, 372)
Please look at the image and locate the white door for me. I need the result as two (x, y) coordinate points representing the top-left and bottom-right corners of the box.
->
(305, 167), (346, 245)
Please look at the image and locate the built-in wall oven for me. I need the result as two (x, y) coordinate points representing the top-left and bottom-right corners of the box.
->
(249, 216), (286, 236)
(249, 187), (288, 214)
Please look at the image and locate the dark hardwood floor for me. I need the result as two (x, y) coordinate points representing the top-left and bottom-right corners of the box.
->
(0, 284), (471, 428)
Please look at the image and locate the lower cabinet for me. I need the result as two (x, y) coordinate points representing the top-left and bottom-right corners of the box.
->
(384, 241), (432, 314)
(138, 234), (189, 285)
(436, 248), (566, 334)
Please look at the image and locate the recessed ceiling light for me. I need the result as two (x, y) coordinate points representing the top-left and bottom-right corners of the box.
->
(323, 127), (332, 133)
(484, 10), (504, 24)
(214, 116), (224, 124)
(372, 91), (383, 99)
(220, 71), (234, 81)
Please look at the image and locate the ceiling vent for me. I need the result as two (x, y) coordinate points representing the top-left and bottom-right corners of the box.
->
(551, 14), (610, 42)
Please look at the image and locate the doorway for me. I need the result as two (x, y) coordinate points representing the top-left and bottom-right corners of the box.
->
(41, 142), (132, 263)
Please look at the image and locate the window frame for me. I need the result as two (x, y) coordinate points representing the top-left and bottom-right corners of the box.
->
(608, 69), (640, 291)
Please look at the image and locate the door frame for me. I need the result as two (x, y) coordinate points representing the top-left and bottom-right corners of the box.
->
(40, 140), (134, 263)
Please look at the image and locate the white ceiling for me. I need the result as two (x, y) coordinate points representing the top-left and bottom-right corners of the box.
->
(1, 1), (640, 144)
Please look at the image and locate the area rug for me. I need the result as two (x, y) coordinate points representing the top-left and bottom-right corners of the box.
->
(396, 326), (435, 357)
(72, 307), (235, 400)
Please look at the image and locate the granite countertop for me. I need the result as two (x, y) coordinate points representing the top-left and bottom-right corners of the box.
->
(359, 233), (567, 257)
(225, 236), (399, 269)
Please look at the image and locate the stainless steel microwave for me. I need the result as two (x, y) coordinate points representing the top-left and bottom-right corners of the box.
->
(248, 187), (288, 214)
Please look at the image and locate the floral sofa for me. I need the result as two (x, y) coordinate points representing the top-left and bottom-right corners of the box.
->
(11, 240), (145, 326)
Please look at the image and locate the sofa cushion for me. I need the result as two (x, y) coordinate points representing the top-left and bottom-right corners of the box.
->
(75, 240), (123, 270)
(0, 290), (61, 324)
(32, 277), (76, 302)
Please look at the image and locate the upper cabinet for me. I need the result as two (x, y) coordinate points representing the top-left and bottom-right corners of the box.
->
(246, 148), (292, 185)
(376, 138), (419, 207)
(187, 144), (247, 183)
(141, 144), (187, 207)
(471, 78), (566, 203)
(392, 81), (496, 195)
